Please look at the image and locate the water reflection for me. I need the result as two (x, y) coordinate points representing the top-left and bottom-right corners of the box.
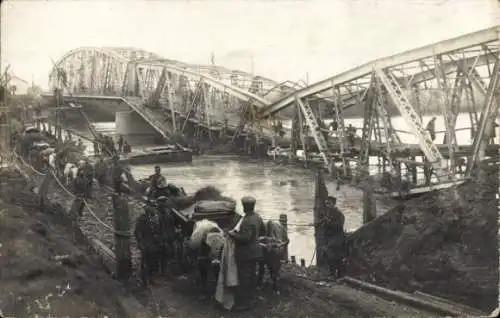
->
(129, 157), (395, 264)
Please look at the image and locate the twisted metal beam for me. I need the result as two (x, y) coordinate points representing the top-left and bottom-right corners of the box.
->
(260, 26), (500, 118)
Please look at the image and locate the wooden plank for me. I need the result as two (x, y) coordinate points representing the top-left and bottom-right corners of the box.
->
(341, 276), (481, 317)
(414, 291), (486, 316)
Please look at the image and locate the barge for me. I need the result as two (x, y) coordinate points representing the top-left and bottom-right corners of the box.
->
(119, 145), (193, 165)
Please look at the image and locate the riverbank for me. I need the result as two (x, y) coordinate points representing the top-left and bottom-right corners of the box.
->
(345, 161), (499, 313)
(0, 172), (133, 317)
(0, 162), (438, 317)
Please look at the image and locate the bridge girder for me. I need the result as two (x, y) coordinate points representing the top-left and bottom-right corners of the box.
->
(256, 26), (499, 175)
(49, 47), (303, 132)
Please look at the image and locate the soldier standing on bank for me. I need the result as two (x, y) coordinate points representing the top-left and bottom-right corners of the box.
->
(111, 157), (124, 195)
(82, 160), (94, 199)
(94, 156), (107, 185)
(156, 196), (175, 275)
(72, 169), (88, 217)
(227, 196), (265, 311)
(134, 206), (161, 287)
(321, 196), (347, 279)
(117, 135), (124, 153)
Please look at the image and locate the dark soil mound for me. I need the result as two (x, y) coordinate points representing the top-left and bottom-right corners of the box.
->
(346, 163), (499, 312)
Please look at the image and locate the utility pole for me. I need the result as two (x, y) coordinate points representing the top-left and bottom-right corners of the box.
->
(0, 66), (12, 162)
(250, 53), (255, 76)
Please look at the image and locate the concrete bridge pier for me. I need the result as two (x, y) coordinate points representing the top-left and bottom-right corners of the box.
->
(115, 111), (163, 145)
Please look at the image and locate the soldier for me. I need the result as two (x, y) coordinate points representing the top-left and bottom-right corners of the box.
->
(117, 135), (124, 153)
(82, 160), (94, 198)
(134, 205), (161, 287)
(321, 196), (346, 279)
(156, 196), (175, 275)
(93, 139), (100, 156)
(77, 138), (84, 151)
(72, 169), (88, 217)
(94, 156), (107, 185)
(426, 117), (436, 142)
(346, 124), (356, 147)
(123, 140), (131, 155)
(111, 157), (124, 195)
(148, 165), (165, 198)
(227, 196), (265, 311)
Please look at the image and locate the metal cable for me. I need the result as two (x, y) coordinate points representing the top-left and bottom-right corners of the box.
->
(14, 150), (131, 237)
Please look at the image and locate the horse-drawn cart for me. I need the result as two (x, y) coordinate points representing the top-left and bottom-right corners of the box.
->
(141, 186), (242, 272)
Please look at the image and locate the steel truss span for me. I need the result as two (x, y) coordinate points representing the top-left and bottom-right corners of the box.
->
(258, 26), (499, 176)
(48, 47), (304, 133)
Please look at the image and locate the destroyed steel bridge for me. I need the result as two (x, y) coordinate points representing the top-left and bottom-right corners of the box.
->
(45, 26), (500, 192)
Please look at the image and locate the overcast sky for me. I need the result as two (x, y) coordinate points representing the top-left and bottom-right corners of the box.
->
(1, 0), (497, 89)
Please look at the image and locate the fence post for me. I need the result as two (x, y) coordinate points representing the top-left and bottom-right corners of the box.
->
(279, 213), (288, 262)
(112, 193), (132, 281)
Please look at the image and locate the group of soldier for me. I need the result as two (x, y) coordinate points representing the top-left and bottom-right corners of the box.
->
(93, 134), (131, 157)
(36, 129), (348, 312)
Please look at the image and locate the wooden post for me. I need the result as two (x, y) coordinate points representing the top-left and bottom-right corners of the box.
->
(112, 193), (132, 281)
(291, 255), (296, 264)
(361, 173), (377, 224)
(279, 213), (288, 261)
(300, 258), (306, 267)
(314, 170), (329, 267)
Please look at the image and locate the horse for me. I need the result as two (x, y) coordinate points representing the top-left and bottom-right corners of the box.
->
(63, 163), (79, 186)
(189, 219), (225, 290)
(258, 220), (289, 292)
(48, 152), (57, 171)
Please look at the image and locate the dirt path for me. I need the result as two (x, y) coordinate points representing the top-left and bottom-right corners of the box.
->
(130, 269), (434, 318)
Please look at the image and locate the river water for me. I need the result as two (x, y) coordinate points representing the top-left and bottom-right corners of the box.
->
(74, 112), (492, 264)
(81, 121), (398, 265)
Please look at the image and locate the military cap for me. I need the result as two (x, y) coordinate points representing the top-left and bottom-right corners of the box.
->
(241, 196), (256, 204)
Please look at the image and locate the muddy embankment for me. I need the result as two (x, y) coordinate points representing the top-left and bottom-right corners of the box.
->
(346, 161), (499, 313)
(0, 168), (141, 317)
(0, 165), (437, 318)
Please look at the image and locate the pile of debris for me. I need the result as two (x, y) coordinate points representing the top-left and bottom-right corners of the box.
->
(346, 162), (499, 313)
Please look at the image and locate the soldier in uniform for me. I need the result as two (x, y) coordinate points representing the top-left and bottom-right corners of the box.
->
(94, 156), (107, 185)
(227, 196), (265, 311)
(426, 117), (437, 142)
(72, 169), (88, 217)
(134, 206), (161, 287)
(117, 135), (124, 153)
(322, 196), (346, 278)
(123, 140), (131, 155)
(148, 165), (165, 199)
(93, 139), (100, 156)
(156, 196), (175, 275)
(82, 160), (94, 198)
(111, 157), (124, 195)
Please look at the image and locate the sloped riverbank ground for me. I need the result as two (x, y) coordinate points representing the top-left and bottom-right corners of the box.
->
(0, 194), (128, 317)
(346, 162), (499, 313)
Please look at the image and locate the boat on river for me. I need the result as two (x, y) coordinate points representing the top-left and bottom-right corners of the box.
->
(119, 145), (193, 165)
